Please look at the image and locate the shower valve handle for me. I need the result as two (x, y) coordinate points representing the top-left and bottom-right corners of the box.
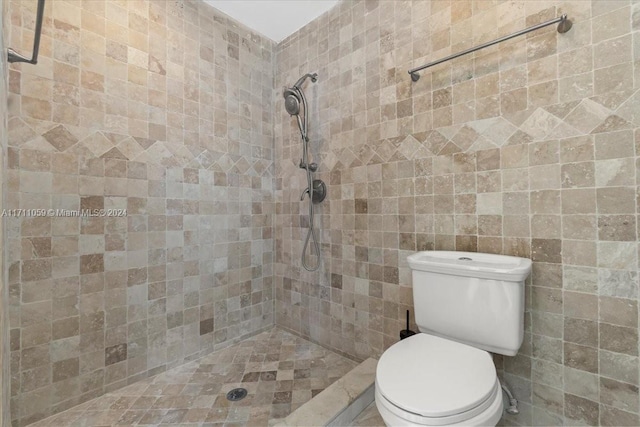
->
(300, 187), (310, 201)
(299, 161), (318, 172)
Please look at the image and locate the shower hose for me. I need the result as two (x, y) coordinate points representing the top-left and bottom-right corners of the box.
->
(300, 133), (321, 272)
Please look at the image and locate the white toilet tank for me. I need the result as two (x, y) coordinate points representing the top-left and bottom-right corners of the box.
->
(407, 251), (532, 356)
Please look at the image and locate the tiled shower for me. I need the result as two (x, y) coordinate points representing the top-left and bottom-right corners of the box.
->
(5, 0), (277, 424)
(1, 0), (640, 426)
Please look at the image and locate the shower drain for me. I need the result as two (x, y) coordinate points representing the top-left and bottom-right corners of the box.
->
(226, 388), (248, 401)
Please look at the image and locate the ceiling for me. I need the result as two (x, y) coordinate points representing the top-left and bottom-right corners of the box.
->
(205, 0), (339, 42)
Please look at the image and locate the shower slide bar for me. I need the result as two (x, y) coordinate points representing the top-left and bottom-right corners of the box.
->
(7, 0), (45, 64)
(408, 14), (572, 82)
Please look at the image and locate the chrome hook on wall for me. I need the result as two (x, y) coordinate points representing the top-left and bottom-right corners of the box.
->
(7, 0), (46, 64)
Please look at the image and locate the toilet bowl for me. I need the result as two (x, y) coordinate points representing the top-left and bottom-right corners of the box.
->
(375, 333), (504, 426)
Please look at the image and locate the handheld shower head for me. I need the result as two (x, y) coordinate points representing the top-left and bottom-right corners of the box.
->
(283, 88), (301, 116)
(283, 73), (318, 116)
(284, 72), (318, 139)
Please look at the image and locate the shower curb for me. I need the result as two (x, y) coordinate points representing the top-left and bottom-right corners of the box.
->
(275, 358), (377, 427)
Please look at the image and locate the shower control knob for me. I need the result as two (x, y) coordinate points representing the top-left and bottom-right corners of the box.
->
(298, 161), (318, 172)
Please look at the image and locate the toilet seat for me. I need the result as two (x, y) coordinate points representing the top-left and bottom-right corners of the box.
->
(375, 384), (503, 426)
(376, 334), (502, 426)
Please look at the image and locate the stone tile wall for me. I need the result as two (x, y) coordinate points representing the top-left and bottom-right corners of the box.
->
(5, 0), (640, 425)
(2, 0), (10, 425)
(6, 0), (275, 425)
(274, 1), (640, 425)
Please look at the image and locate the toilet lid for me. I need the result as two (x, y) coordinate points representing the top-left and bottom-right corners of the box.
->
(376, 334), (497, 418)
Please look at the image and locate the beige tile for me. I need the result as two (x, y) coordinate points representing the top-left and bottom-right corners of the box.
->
(564, 393), (599, 426)
(559, 73), (594, 102)
(600, 377), (639, 414)
(592, 6), (632, 43)
(7, 0), (640, 425)
(532, 383), (564, 413)
(599, 323), (638, 356)
(561, 162), (594, 188)
(564, 342), (598, 373)
(594, 63), (634, 94)
(564, 292), (598, 321)
(564, 367), (599, 402)
(598, 215), (636, 241)
(563, 215), (597, 240)
(599, 350), (639, 385)
(562, 189), (596, 214)
(600, 404), (640, 426)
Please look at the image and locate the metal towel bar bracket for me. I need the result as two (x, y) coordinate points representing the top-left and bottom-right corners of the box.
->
(409, 14), (572, 82)
(7, 0), (46, 64)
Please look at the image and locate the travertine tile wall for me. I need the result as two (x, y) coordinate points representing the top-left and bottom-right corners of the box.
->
(274, 0), (640, 425)
(6, 0), (275, 425)
(2, 0), (11, 425)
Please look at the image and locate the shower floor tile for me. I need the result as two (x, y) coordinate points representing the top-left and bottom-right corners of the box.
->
(29, 328), (357, 427)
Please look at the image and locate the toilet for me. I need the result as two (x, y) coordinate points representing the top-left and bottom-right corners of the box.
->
(375, 251), (532, 426)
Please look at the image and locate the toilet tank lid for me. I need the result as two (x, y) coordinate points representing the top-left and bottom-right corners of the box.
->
(407, 251), (532, 281)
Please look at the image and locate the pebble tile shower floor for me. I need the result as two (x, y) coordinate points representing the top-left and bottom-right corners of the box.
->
(28, 329), (357, 426)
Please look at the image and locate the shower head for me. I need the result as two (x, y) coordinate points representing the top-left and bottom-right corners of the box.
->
(284, 73), (317, 140)
(283, 88), (301, 116)
(284, 72), (318, 116)
(293, 73), (318, 89)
